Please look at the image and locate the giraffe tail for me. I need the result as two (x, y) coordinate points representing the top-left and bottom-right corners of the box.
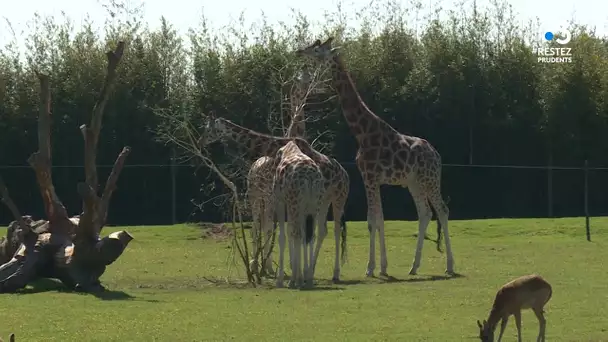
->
(428, 201), (443, 253)
(340, 213), (347, 265)
(302, 176), (320, 245)
(305, 214), (314, 245)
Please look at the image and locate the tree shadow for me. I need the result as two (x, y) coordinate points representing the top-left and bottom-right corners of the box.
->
(17, 278), (70, 294)
(13, 278), (157, 302)
(91, 289), (135, 301)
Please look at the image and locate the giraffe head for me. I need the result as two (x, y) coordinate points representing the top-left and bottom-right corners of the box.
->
(295, 37), (339, 67)
(295, 67), (313, 89)
(200, 112), (229, 147)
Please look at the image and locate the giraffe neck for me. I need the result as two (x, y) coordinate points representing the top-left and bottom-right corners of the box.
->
(287, 111), (306, 138)
(219, 119), (293, 157)
(287, 92), (306, 138)
(329, 54), (396, 140)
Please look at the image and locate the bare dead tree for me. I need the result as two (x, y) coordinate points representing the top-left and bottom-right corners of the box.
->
(268, 61), (337, 153)
(154, 110), (259, 286)
(0, 42), (133, 293)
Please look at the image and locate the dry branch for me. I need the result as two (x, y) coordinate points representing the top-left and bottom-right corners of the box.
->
(26, 72), (72, 235)
(78, 41), (126, 239)
(98, 146), (131, 228)
(0, 176), (28, 233)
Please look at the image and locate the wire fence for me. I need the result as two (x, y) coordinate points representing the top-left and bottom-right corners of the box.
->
(0, 161), (606, 239)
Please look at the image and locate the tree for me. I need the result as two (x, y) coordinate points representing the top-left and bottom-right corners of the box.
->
(0, 41), (132, 293)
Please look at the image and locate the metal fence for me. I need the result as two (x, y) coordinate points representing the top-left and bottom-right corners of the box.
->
(1, 161), (607, 231)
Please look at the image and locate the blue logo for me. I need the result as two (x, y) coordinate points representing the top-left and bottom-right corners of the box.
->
(544, 27), (572, 45)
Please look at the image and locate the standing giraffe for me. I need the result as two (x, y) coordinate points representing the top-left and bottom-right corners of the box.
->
(295, 37), (455, 277)
(201, 115), (349, 281)
(284, 72), (350, 280)
(272, 141), (325, 288)
(246, 155), (276, 277)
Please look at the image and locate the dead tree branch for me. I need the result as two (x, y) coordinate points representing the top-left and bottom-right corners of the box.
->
(0, 177), (28, 233)
(26, 72), (73, 235)
(154, 110), (256, 286)
(0, 41), (132, 294)
(77, 41), (127, 239)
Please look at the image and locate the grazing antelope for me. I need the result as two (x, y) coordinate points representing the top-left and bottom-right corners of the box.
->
(0, 333), (15, 342)
(477, 274), (552, 342)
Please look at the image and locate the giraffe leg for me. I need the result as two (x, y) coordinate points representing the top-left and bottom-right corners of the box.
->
(287, 222), (297, 289)
(288, 210), (301, 289)
(331, 202), (346, 282)
(303, 221), (312, 289)
(407, 181), (432, 275)
(428, 188), (455, 275)
(364, 184), (383, 277)
(377, 207), (388, 277)
(291, 219), (303, 289)
(308, 213), (317, 287)
(261, 200), (275, 275)
(275, 201), (287, 288)
(249, 199), (262, 277)
(311, 200), (330, 279)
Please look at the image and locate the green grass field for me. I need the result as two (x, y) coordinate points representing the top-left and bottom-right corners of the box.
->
(1, 218), (607, 341)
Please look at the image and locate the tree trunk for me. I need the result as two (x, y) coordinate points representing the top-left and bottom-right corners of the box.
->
(0, 41), (133, 294)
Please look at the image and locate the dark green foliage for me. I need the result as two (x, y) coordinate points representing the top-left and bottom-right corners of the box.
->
(1, 0), (607, 225)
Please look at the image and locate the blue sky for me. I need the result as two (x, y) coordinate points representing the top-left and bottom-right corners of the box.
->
(0, 0), (605, 51)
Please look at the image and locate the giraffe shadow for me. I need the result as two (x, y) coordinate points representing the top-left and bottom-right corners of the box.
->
(379, 273), (466, 283)
(299, 285), (342, 291)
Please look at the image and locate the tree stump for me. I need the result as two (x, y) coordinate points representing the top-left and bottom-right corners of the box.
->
(0, 41), (133, 293)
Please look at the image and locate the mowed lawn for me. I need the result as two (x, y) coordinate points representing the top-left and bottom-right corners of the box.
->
(1, 218), (608, 341)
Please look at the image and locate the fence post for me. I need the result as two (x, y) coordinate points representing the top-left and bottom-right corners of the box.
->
(547, 153), (553, 218)
(584, 160), (590, 241)
(171, 147), (177, 225)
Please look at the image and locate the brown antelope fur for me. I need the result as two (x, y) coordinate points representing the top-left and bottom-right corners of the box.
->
(0, 333), (15, 342)
(477, 274), (552, 342)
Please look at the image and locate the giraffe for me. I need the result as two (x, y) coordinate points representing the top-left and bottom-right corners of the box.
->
(295, 37), (455, 277)
(200, 114), (349, 282)
(246, 155), (276, 277)
(272, 140), (325, 288)
(246, 76), (311, 277)
(283, 72), (351, 281)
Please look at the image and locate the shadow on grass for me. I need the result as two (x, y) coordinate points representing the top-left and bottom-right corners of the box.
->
(91, 289), (135, 301)
(15, 278), (159, 302)
(17, 278), (70, 294)
(202, 275), (344, 291)
(299, 286), (342, 291)
(378, 272), (466, 284)
(200, 272), (465, 290)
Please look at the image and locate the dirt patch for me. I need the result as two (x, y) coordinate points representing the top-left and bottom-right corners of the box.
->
(197, 222), (232, 241)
